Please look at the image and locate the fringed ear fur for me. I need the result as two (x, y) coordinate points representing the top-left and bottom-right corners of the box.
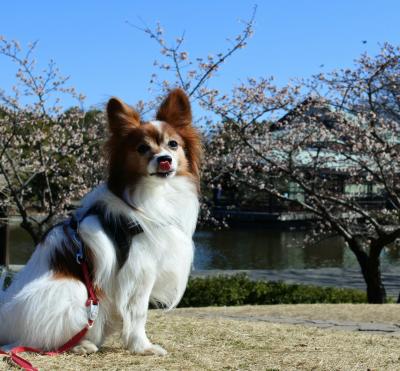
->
(156, 88), (192, 127)
(107, 97), (141, 134)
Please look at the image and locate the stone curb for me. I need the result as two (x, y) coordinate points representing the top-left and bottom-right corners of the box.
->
(172, 312), (400, 335)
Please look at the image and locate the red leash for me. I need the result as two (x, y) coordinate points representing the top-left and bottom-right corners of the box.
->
(0, 261), (99, 371)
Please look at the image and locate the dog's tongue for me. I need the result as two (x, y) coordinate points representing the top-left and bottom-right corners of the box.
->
(159, 161), (171, 172)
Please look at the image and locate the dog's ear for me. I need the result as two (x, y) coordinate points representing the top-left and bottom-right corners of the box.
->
(107, 97), (140, 133)
(158, 89), (202, 182)
(156, 88), (192, 128)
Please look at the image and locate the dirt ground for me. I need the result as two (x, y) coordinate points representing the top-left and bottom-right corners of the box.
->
(1, 304), (400, 371)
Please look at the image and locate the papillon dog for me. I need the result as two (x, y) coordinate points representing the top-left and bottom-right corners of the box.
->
(0, 88), (202, 356)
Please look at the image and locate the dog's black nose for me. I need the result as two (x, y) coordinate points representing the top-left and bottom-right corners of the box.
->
(157, 155), (172, 164)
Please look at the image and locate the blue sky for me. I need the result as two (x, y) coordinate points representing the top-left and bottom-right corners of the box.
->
(1, 0), (399, 114)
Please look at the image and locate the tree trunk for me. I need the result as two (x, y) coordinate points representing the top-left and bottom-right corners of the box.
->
(364, 257), (387, 303)
(20, 219), (40, 246)
(348, 240), (386, 303)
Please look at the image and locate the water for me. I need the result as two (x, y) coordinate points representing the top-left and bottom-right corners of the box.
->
(8, 225), (400, 269)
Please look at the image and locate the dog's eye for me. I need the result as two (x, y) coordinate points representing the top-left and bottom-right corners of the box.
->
(137, 144), (150, 154)
(168, 140), (178, 149)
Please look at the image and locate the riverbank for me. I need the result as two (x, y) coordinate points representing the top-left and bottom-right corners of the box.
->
(4, 304), (399, 370)
(192, 267), (400, 298)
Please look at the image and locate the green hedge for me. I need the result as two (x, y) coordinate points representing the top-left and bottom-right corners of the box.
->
(179, 274), (367, 307)
(1, 268), (367, 306)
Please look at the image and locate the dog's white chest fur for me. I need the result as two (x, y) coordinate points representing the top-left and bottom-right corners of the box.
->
(79, 176), (199, 309)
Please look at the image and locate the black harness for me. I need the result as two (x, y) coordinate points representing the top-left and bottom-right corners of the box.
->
(82, 202), (143, 268)
(46, 201), (144, 270)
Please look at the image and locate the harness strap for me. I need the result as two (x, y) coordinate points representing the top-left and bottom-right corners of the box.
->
(0, 200), (142, 370)
(0, 260), (98, 370)
(82, 261), (98, 307)
(0, 323), (90, 371)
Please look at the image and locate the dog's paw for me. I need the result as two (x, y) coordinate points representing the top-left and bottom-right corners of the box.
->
(71, 339), (99, 355)
(132, 342), (167, 356)
(142, 344), (167, 356)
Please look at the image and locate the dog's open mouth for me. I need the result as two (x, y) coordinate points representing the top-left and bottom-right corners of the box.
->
(151, 171), (174, 178)
(150, 160), (174, 178)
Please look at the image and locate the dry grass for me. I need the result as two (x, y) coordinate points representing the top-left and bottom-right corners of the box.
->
(1, 305), (400, 371)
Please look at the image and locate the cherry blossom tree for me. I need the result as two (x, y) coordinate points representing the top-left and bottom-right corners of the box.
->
(0, 37), (105, 243)
(142, 18), (400, 303)
(128, 8), (255, 110)
(200, 45), (400, 303)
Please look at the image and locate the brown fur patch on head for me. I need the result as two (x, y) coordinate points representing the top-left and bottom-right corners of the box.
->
(156, 89), (202, 184)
